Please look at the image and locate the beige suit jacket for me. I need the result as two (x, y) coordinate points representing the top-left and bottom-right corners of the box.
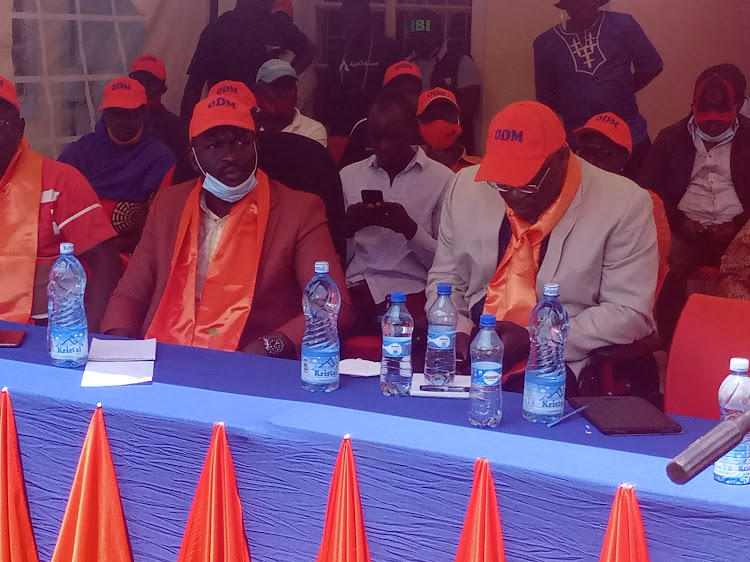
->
(427, 157), (658, 374)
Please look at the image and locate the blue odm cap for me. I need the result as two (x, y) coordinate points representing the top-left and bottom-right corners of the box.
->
(391, 291), (407, 304)
(59, 242), (75, 255)
(543, 283), (560, 297)
(256, 59), (297, 85)
(314, 261), (329, 274)
(437, 283), (452, 296)
(479, 314), (497, 328)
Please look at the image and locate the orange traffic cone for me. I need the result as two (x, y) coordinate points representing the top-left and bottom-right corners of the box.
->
(599, 483), (650, 562)
(0, 389), (39, 562)
(455, 458), (506, 562)
(51, 404), (132, 562)
(316, 435), (371, 562)
(177, 422), (250, 562)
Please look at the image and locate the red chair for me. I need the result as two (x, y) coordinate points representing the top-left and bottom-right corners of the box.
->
(664, 294), (750, 420)
(341, 335), (381, 362)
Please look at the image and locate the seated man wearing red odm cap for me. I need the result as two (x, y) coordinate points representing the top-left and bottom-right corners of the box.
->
(427, 101), (658, 382)
(418, 87), (482, 173)
(59, 78), (176, 256)
(101, 95), (353, 358)
(0, 75), (121, 332)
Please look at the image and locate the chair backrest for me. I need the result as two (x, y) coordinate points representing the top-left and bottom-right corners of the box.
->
(648, 190), (671, 298)
(665, 294), (750, 419)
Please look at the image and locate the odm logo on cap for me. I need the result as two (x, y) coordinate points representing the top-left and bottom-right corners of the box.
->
(494, 129), (525, 142)
(111, 81), (132, 91)
(215, 85), (239, 95)
(207, 96), (236, 110)
(596, 114), (621, 127)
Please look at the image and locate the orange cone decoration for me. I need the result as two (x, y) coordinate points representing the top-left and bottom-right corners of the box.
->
(455, 458), (506, 562)
(316, 435), (371, 562)
(599, 483), (650, 562)
(0, 388), (39, 562)
(51, 404), (132, 562)
(177, 422), (250, 562)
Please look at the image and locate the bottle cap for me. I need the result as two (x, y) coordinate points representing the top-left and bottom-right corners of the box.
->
(730, 357), (749, 372)
(59, 242), (74, 255)
(390, 291), (406, 303)
(479, 314), (497, 328)
(436, 283), (452, 296)
(543, 283), (560, 297)
(314, 261), (329, 274)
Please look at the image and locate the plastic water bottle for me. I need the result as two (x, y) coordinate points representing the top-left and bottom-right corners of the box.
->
(380, 292), (413, 396)
(425, 283), (457, 385)
(469, 314), (504, 428)
(714, 357), (750, 485)
(301, 262), (341, 392)
(522, 283), (569, 424)
(47, 243), (88, 368)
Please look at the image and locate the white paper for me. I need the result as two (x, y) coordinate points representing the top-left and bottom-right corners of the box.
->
(88, 338), (157, 362)
(81, 361), (154, 387)
(340, 358), (381, 377)
(409, 373), (471, 399)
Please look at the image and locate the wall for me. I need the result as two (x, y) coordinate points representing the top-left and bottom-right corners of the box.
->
(476, 0), (750, 148)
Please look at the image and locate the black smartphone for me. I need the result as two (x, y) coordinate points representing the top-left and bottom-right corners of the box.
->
(361, 189), (384, 205)
(0, 330), (26, 348)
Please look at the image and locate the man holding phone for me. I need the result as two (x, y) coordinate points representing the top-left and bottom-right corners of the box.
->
(341, 90), (454, 332)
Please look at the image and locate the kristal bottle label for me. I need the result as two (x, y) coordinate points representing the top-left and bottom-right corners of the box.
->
(50, 328), (88, 361)
(522, 369), (566, 415)
(301, 348), (340, 385)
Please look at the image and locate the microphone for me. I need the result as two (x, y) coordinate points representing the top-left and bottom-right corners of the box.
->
(667, 409), (750, 485)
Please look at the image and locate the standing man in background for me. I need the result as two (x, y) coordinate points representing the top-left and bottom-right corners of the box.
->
(406, 10), (481, 153)
(324, 0), (401, 137)
(181, 0), (316, 120)
(129, 54), (192, 183)
(534, 0), (662, 179)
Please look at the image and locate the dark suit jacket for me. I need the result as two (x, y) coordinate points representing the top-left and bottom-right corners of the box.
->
(100, 178), (353, 355)
(639, 115), (750, 230)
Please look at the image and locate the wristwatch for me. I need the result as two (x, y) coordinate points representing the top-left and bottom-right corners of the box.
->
(262, 335), (286, 357)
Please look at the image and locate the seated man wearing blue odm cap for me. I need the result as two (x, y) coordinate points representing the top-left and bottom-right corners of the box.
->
(427, 101), (658, 392)
(254, 59), (328, 147)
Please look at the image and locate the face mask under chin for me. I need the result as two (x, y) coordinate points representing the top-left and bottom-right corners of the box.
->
(192, 145), (259, 203)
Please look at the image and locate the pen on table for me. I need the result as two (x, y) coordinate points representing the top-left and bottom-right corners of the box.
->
(547, 405), (588, 428)
(419, 385), (471, 393)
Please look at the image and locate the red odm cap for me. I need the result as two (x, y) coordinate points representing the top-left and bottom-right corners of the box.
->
(476, 101), (567, 187)
(694, 74), (737, 124)
(130, 54), (167, 81)
(418, 87), (458, 115)
(189, 95), (255, 141)
(0, 74), (20, 111)
(573, 112), (633, 155)
(273, 0), (293, 17)
(99, 77), (147, 111)
(383, 61), (422, 86)
(208, 80), (257, 109)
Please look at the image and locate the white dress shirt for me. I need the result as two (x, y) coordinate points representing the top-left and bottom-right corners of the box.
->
(741, 97), (750, 119)
(196, 193), (228, 308)
(341, 147), (454, 303)
(678, 118), (743, 227)
(281, 108), (328, 147)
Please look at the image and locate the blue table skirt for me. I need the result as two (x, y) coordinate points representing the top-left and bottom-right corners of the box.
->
(1, 322), (748, 561)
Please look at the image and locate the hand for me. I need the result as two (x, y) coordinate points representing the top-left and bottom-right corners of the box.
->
(678, 216), (705, 241)
(242, 338), (268, 356)
(495, 321), (530, 371)
(345, 203), (377, 238)
(371, 202), (418, 240)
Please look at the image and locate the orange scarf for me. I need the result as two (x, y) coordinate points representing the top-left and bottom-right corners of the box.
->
(0, 140), (43, 323)
(146, 172), (270, 351)
(484, 155), (582, 326)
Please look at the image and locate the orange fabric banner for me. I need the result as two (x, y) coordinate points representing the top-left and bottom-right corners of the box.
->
(0, 389), (39, 562)
(146, 173), (270, 351)
(316, 436), (371, 562)
(0, 140), (43, 324)
(455, 458), (506, 562)
(51, 405), (132, 562)
(484, 156), (581, 326)
(177, 422), (251, 562)
(600, 484), (650, 562)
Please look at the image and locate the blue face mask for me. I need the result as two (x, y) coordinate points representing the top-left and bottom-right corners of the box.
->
(694, 117), (739, 144)
(192, 144), (258, 203)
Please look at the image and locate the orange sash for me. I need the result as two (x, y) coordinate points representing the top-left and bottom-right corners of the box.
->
(146, 172), (270, 351)
(484, 155), (582, 326)
(0, 140), (43, 323)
